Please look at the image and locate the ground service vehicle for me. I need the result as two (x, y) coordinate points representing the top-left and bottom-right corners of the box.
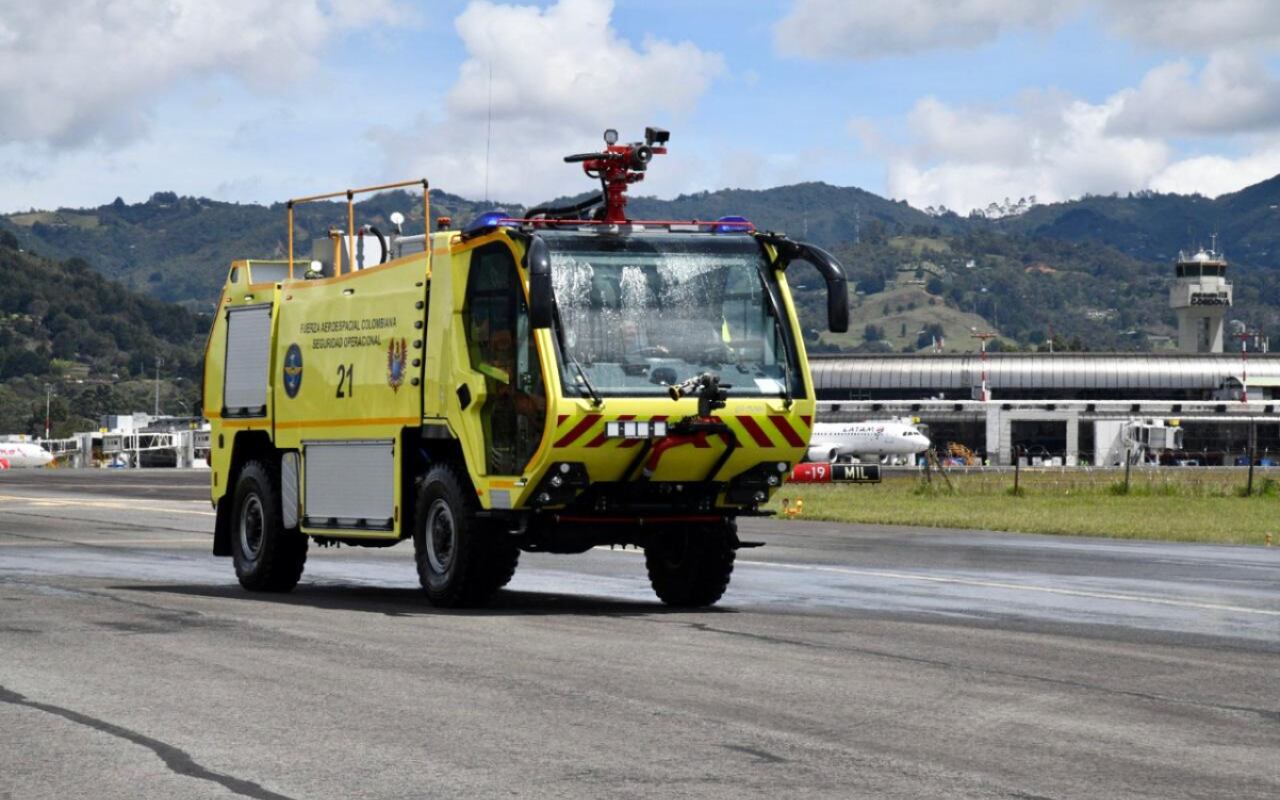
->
(203, 127), (849, 607)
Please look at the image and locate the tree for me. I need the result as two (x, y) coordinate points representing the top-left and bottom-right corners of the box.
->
(915, 322), (945, 350)
(52, 330), (77, 359)
(1, 348), (48, 379)
(859, 273), (886, 294)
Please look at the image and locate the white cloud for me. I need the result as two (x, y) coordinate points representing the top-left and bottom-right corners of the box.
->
(1099, 0), (1280, 51)
(904, 97), (1037, 164)
(1106, 52), (1280, 137)
(774, 0), (1076, 60)
(774, 0), (1280, 60)
(372, 0), (725, 204)
(863, 48), (1280, 212)
(0, 0), (405, 148)
(1151, 145), (1280, 197)
(882, 92), (1169, 212)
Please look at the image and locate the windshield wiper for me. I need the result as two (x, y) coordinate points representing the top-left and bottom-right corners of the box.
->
(567, 351), (603, 406)
(551, 303), (603, 406)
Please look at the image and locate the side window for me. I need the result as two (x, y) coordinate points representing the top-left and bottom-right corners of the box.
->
(463, 243), (547, 475)
(721, 265), (770, 363)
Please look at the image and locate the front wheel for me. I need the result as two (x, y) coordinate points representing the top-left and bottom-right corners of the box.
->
(644, 521), (736, 607)
(413, 463), (519, 607)
(230, 460), (307, 592)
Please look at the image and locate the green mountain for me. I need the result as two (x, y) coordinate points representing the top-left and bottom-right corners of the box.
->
(0, 182), (961, 311)
(1002, 177), (1280, 268)
(816, 228), (1178, 354)
(630, 181), (956, 242)
(0, 232), (206, 436)
(0, 189), (511, 309)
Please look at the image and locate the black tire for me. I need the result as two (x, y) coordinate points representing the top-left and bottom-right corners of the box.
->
(230, 460), (308, 592)
(413, 463), (520, 607)
(645, 521), (736, 607)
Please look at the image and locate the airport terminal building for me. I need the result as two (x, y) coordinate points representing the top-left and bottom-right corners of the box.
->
(812, 353), (1280, 466)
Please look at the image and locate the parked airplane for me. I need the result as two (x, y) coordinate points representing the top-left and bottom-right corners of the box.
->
(805, 419), (931, 463)
(0, 441), (54, 469)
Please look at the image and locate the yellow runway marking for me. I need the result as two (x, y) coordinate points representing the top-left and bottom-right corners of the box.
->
(0, 494), (215, 517)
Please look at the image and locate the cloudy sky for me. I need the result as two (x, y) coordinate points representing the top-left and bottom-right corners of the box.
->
(2, 0), (1279, 214)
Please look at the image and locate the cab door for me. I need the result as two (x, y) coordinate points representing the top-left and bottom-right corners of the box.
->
(462, 242), (548, 476)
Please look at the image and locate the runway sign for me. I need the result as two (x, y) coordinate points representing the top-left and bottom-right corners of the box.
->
(789, 462), (881, 484)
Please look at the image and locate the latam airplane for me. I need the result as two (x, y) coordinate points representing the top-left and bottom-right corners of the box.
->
(805, 419), (931, 463)
(0, 441), (54, 469)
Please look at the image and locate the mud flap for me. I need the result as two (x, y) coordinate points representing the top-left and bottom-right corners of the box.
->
(213, 498), (232, 556)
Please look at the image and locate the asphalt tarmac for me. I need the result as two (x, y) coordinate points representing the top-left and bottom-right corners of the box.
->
(2, 469), (1278, 799)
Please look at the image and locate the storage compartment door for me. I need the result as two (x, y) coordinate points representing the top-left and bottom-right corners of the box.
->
(303, 440), (395, 530)
(223, 304), (273, 417)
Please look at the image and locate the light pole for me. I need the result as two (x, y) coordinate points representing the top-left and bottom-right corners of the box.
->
(154, 356), (163, 416)
(44, 383), (53, 440)
(970, 331), (997, 402)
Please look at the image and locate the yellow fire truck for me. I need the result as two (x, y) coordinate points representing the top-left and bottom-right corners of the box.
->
(203, 127), (848, 607)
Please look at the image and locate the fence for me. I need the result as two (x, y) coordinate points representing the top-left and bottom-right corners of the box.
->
(893, 464), (1280, 497)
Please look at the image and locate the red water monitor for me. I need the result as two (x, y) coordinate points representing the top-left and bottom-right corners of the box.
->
(563, 127), (669, 223)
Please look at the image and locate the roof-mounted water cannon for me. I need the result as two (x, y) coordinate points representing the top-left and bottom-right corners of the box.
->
(563, 126), (670, 223)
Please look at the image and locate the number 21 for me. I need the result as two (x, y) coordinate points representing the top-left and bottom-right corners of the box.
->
(336, 363), (354, 398)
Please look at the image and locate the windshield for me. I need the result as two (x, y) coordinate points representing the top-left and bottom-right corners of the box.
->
(546, 232), (803, 399)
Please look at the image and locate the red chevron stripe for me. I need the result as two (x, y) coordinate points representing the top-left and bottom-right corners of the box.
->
(736, 415), (774, 448)
(554, 414), (601, 448)
(557, 414), (569, 426)
(769, 415), (806, 447)
(584, 415), (634, 448)
(801, 415), (812, 428)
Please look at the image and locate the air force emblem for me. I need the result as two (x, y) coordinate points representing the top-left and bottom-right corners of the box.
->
(282, 344), (303, 398)
(387, 337), (407, 392)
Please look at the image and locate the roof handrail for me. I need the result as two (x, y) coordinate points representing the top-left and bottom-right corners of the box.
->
(286, 178), (429, 279)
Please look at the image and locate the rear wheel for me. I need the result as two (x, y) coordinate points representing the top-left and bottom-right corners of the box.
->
(230, 460), (307, 592)
(644, 521), (736, 607)
(413, 463), (519, 607)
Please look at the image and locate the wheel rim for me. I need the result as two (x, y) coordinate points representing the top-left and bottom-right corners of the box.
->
(426, 498), (457, 574)
(239, 494), (265, 560)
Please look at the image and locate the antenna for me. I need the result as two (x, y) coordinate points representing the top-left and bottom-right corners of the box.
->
(484, 63), (493, 204)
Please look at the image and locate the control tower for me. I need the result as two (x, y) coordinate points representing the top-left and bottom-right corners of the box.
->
(1170, 241), (1231, 353)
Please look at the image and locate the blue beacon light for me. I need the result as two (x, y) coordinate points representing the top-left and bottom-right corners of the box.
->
(463, 210), (520, 236)
(714, 215), (752, 233)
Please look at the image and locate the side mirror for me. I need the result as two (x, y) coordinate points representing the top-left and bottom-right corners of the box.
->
(525, 235), (554, 329)
(797, 243), (849, 333)
(758, 234), (849, 333)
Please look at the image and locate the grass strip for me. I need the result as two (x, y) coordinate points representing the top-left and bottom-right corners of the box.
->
(769, 471), (1280, 545)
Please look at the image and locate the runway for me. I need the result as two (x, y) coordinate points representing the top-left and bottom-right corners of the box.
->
(2, 470), (1278, 799)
